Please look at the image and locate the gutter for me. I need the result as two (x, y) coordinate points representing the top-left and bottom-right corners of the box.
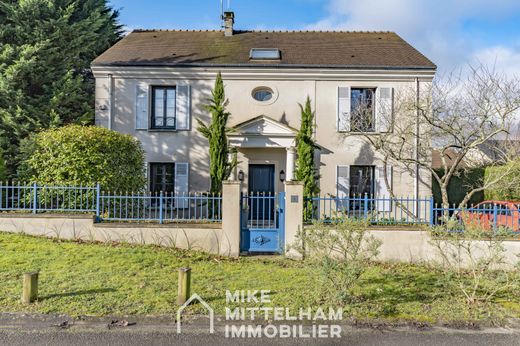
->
(92, 62), (437, 71)
(414, 77), (420, 214)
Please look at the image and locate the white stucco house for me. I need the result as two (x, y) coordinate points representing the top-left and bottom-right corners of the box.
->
(91, 12), (436, 205)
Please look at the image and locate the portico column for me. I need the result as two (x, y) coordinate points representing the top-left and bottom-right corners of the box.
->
(228, 148), (237, 181)
(286, 147), (296, 181)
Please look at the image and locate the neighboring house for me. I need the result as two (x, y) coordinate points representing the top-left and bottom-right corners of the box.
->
(431, 148), (468, 170)
(433, 140), (520, 170)
(91, 12), (436, 206)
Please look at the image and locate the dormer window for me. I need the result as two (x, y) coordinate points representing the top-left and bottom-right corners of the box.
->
(250, 48), (281, 60)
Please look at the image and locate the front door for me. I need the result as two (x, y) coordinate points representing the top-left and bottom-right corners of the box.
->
(248, 164), (275, 220)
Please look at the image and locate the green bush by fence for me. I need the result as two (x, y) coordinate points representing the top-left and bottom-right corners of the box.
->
(484, 161), (520, 201)
(18, 125), (146, 192)
(0, 150), (6, 181)
(432, 168), (485, 206)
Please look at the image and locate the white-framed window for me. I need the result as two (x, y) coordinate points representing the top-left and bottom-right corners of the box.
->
(151, 86), (176, 129)
(337, 86), (394, 133)
(350, 88), (376, 132)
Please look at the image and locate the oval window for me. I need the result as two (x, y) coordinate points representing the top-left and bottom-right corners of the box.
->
(252, 87), (274, 102)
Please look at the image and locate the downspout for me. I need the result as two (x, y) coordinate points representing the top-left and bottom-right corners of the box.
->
(107, 74), (113, 130)
(414, 77), (420, 215)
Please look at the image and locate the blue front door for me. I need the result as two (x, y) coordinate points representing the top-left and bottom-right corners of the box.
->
(248, 165), (275, 221)
(241, 165), (285, 254)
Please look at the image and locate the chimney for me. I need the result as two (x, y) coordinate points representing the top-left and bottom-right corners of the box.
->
(223, 11), (234, 36)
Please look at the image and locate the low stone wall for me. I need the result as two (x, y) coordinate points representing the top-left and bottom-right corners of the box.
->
(1, 215), (519, 268)
(0, 214), (232, 256)
(370, 229), (520, 268)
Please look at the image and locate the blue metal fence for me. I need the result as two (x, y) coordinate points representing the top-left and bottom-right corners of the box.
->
(305, 195), (433, 225)
(0, 182), (97, 213)
(241, 192), (280, 229)
(305, 194), (520, 232)
(99, 192), (222, 223)
(0, 183), (221, 223)
(2, 182), (519, 231)
(431, 202), (520, 232)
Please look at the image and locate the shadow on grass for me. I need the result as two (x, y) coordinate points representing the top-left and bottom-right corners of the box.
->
(39, 288), (116, 300)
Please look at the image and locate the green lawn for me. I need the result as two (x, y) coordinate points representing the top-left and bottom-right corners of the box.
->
(0, 232), (518, 325)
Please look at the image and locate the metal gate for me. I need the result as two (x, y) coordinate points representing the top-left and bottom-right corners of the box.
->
(240, 192), (285, 253)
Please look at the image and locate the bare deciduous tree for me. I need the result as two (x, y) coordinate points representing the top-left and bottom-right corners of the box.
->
(348, 65), (520, 216)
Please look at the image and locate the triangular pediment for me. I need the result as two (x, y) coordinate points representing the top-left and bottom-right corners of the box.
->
(232, 116), (297, 136)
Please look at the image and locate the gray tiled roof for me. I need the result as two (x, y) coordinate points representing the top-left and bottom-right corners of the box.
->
(92, 30), (436, 69)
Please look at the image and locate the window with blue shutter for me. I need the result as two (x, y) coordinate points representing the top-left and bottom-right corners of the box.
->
(151, 86), (176, 129)
(135, 83), (149, 130)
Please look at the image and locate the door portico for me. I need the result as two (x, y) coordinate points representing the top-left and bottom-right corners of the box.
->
(228, 116), (298, 193)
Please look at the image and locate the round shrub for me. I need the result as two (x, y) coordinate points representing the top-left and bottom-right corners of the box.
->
(19, 125), (146, 191)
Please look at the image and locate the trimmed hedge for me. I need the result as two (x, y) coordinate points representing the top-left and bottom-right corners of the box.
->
(18, 125), (146, 191)
(432, 168), (485, 206)
(433, 161), (520, 205)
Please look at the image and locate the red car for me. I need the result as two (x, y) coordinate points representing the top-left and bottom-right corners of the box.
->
(458, 201), (520, 232)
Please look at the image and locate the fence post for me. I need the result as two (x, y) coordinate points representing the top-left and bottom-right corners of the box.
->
(284, 181), (304, 258)
(222, 181), (242, 257)
(177, 267), (191, 305)
(363, 193), (369, 218)
(159, 191), (164, 224)
(32, 182), (38, 214)
(22, 271), (39, 304)
(429, 196), (434, 226)
(493, 203), (498, 231)
(95, 183), (101, 222)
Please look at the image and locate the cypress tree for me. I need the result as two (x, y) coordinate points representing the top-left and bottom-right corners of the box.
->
(197, 72), (234, 194)
(295, 96), (320, 218)
(0, 0), (122, 177)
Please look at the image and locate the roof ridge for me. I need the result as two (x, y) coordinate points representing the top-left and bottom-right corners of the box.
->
(132, 29), (396, 34)
(133, 29), (221, 33)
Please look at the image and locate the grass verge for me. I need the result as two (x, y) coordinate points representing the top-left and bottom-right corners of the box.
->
(0, 232), (518, 325)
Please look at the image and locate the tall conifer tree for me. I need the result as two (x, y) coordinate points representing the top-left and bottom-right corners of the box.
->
(295, 97), (319, 218)
(197, 72), (234, 194)
(0, 0), (122, 177)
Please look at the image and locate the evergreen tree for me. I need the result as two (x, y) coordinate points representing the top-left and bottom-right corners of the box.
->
(0, 0), (122, 177)
(295, 97), (319, 218)
(197, 72), (234, 194)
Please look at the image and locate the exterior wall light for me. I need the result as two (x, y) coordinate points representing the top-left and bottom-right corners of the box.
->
(279, 170), (286, 182)
(238, 170), (245, 182)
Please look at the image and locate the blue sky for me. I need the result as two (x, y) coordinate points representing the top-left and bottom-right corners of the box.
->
(109, 0), (520, 74)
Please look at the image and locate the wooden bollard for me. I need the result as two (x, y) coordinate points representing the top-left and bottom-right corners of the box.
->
(22, 272), (39, 304)
(177, 267), (191, 305)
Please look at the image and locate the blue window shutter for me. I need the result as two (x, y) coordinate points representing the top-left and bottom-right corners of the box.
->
(375, 87), (394, 133)
(337, 87), (351, 132)
(175, 162), (189, 208)
(375, 165), (392, 212)
(135, 83), (149, 130)
(337, 165), (350, 211)
(176, 85), (191, 130)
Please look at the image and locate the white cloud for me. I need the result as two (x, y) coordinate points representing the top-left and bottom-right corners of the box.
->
(472, 46), (520, 77)
(306, 0), (520, 75)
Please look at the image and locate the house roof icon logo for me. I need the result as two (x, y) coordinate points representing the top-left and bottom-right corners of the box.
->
(176, 293), (214, 334)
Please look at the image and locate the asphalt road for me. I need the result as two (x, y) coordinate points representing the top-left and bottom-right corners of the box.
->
(0, 314), (519, 346)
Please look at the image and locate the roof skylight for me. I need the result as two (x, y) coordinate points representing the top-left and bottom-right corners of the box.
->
(250, 48), (281, 60)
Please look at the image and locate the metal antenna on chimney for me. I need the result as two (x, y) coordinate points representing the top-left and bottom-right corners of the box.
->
(220, 0), (224, 25)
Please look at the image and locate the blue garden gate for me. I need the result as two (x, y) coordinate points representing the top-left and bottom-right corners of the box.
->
(240, 192), (285, 253)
